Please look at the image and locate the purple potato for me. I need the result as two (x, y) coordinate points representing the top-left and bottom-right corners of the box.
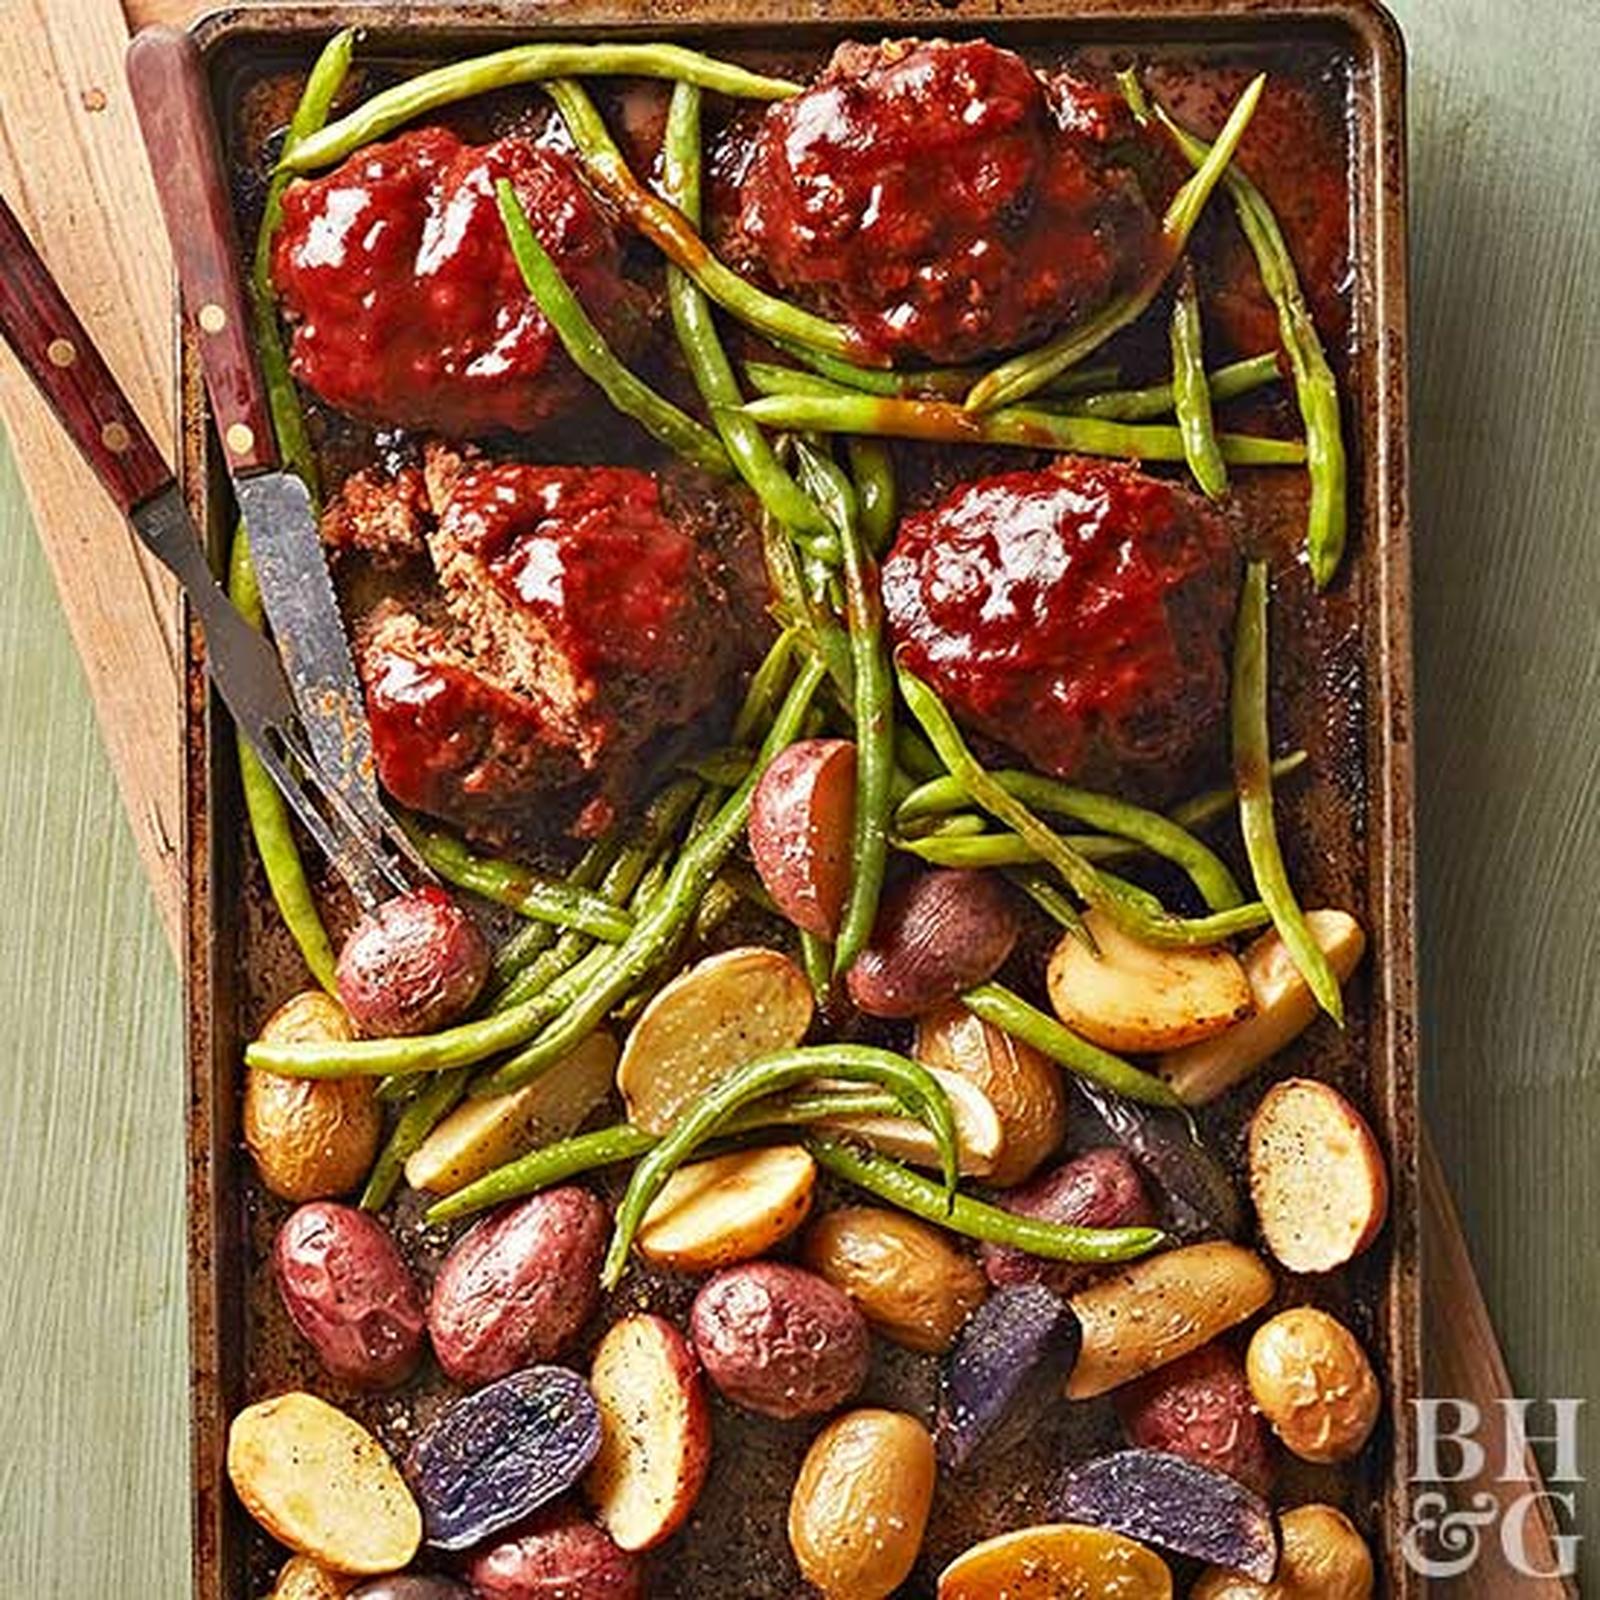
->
(409, 1366), (601, 1552)
(1054, 1448), (1278, 1581)
(935, 1283), (1081, 1470)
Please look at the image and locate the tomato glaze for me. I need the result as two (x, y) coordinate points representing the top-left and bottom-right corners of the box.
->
(883, 459), (1240, 780)
(274, 129), (637, 437)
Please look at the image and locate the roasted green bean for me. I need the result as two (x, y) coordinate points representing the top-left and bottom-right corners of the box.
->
(1057, 352), (1281, 422)
(846, 438), (898, 556)
(769, 339), (1119, 401)
(964, 74), (1265, 413)
(360, 1066), (469, 1212)
(496, 180), (730, 475)
(426, 1123), (657, 1225)
(807, 1138), (1165, 1263)
(1171, 262), (1228, 498)
(1232, 562), (1344, 1019)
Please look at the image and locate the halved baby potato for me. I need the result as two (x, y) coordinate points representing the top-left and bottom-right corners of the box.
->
(816, 1064), (1004, 1177)
(938, 1522), (1173, 1599)
(1046, 912), (1253, 1054)
(1249, 1078), (1389, 1273)
(405, 1030), (617, 1195)
(227, 1392), (421, 1575)
(1158, 911), (1367, 1105)
(618, 947), (813, 1136)
(636, 1144), (816, 1272)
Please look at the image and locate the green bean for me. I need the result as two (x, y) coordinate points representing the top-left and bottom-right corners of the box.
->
(543, 81), (873, 363)
(1057, 352), (1281, 422)
(740, 392), (1305, 467)
(793, 444), (892, 978)
(496, 181), (730, 475)
(769, 339), (1120, 401)
(488, 833), (619, 991)
(846, 438), (898, 556)
(762, 516), (854, 703)
(427, 1123), (657, 1226)
(360, 1066), (469, 1212)
(962, 982), (1181, 1109)
(1232, 562), (1343, 1020)
(897, 770), (1244, 912)
(807, 1138), (1165, 1264)
(602, 1045), (961, 1287)
(1170, 263), (1228, 499)
(475, 657), (829, 1097)
(1154, 107), (1346, 585)
(1006, 868), (1092, 943)
(742, 363), (859, 402)
(660, 84), (833, 546)
(733, 630), (798, 745)
(800, 929), (833, 1006)
(404, 820), (635, 940)
(898, 665), (1268, 948)
(283, 43), (800, 173)
(963, 74), (1264, 413)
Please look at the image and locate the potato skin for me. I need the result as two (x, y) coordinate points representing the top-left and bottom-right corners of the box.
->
(467, 1505), (644, 1600)
(1192, 1504), (1374, 1600)
(690, 1261), (870, 1419)
(1114, 1342), (1275, 1495)
(980, 1147), (1155, 1294)
(1246, 1307), (1380, 1465)
(748, 737), (857, 938)
(274, 1202), (427, 1389)
(336, 885), (490, 1037)
(804, 1206), (987, 1353)
(245, 992), (381, 1201)
(429, 1187), (608, 1385)
(347, 1579), (472, 1600)
(788, 1409), (936, 1600)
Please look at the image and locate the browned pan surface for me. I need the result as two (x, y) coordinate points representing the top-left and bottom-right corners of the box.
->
(179, 4), (1413, 1595)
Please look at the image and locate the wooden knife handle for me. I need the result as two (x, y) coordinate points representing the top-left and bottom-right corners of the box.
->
(126, 25), (278, 478)
(0, 190), (172, 513)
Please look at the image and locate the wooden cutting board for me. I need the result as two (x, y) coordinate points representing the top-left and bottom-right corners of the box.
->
(0, 1), (1572, 1593)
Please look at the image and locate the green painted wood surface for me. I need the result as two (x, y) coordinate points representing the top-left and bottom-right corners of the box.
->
(0, 2), (1597, 1592)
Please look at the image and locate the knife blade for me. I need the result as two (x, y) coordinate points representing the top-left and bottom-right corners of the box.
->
(126, 26), (421, 887)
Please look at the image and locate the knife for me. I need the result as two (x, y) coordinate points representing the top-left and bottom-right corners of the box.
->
(124, 26), (422, 898)
(0, 188), (409, 907)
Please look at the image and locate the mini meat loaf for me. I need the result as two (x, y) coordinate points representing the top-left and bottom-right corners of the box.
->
(733, 38), (1159, 364)
(883, 458), (1241, 783)
(274, 129), (642, 437)
(336, 456), (741, 835)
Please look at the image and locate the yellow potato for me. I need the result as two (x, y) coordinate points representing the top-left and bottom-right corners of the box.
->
(269, 1556), (355, 1600)
(1046, 912), (1253, 1054)
(1067, 1242), (1276, 1399)
(1192, 1504), (1374, 1600)
(1158, 911), (1367, 1105)
(1246, 1307), (1381, 1465)
(635, 1144), (816, 1271)
(938, 1522), (1173, 1599)
(816, 1063), (1004, 1176)
(404, 1030), (617, 1194)
(244, 991), (380, 1201)
(915, 1002), (1066, 1186)
(227, 1392), (421, 1575)
(618, 947), (813, 1135)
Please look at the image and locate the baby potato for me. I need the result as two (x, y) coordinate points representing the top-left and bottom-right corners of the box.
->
(789, 1409), (937, 1600)
(816, 1061), (1005, 1176)
(617, 946), (813, 1136)
(1249, 1079), (1389, 1273)
(227, 1391), (421, 1575)
(404, 1030), (617, 1195)
(1068, 1242), (1276, 1400)
(1046, 911), (1253, 1054)
(915, 1001), (1066, 1186)
(1158, 911), (1367, 1105)
(469, 1505), (643, 1600)
(636, 1144), (816, 1272)
(271, 1556), (355, 1599)
(748, 737), (858, 938)
(938, 1523), (1173, 1599)
(1192, 1504), (1374, 1600)
(1247, 1308), (1381, 1465)
(245, 991), (380, 1202)
(804, 1206), (986, 1353)
(336, 885), (489, 1038)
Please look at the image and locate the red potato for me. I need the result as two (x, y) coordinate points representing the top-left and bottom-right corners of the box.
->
(336, 886), (490, 1037)
(585, 1314), (712, 1551)
(748, 737), (857, 937)
(468, 1504), (644, 1600)
(980, 1147), (1156, 1295)
(1248, 1078), (1389, 1273)
(273, 1202), (427, 1389)
(690, 1261), (870, 1420)
(1114, 1343), (1276, 1496)
(428, 1187), (607, 1385)
(846, 868), (1020, 1018)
